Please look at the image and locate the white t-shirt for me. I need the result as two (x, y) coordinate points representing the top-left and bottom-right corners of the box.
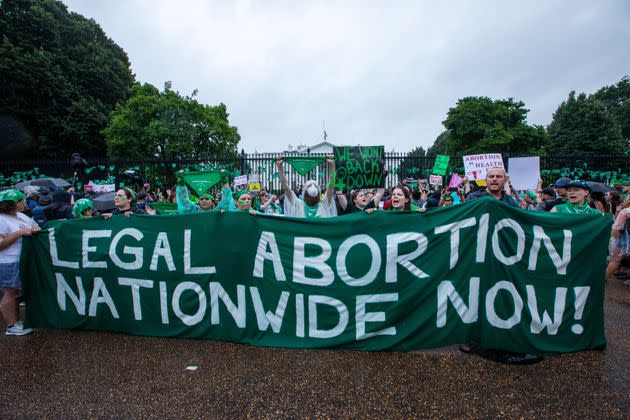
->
(0, 213), (38, 263)
(283, 190), (337, 218)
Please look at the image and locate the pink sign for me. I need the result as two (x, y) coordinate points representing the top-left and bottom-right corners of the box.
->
(449, 173), (463, 189)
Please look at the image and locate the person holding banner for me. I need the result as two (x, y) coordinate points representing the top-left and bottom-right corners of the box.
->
(72, 198), (96, 218)
(550, 180), (600, 215)
(0, 190), (39, 335)
(387, 186), (423, 212)
(102, 188), (147, 219)
(215, 175), (255, 214)
(465, 168), (518, 207)
(175, 171), (217, 214)
(275, 154), (337, 218)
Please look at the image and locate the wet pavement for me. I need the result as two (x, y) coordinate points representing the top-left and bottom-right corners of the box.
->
(1, 278), (629, 418)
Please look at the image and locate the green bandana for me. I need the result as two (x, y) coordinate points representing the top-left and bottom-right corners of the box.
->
(233, 190), (251, 200)
(284, 156), (327, 176)
(180, 171), (223, 195)
(199, 193), (215, 201)
(72, 198), (94, 218)
(304, 202), (320, 218)
(555, 202), (599, 214)
(0, 189), (24, 203)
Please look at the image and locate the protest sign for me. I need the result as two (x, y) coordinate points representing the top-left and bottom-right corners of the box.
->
(233, 175), (248, 186)
(508, 157), (541, 191)
(180, 171), (222, 196)
(22, 198), (609, 354)
(429, 175), (442, 185)
(463, 154), (505, 181)
(432, 155), (450, 176)
(87, 182), (115, 193)
(334, 146), (385, 190)
(249, 182), (261, 192)
(248, 173), (259, 183)
(449, 173), (464, 189)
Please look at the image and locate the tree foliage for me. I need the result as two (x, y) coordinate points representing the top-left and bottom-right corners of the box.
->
(591, 76), (630, 147)
(442, 97), (547, 155)
(547, 91), (627, 155)
(103, 83), (241, 160)
(426, 131), (450, 156)
(0, 0), (134, 159)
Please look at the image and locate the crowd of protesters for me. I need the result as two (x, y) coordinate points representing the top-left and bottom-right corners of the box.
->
(1, 155), (629, 337)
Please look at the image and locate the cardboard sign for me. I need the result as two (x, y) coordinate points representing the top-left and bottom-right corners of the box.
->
(333, 146), (385, 190)
(462, 153), (504, 180)
(508, 157), (540, 191)
(248, 173), (259, 183)
(249, 182), (261, 192)
(432, 155), (450, 176)
(429, 175), (442, 185)
(233, 175), (248, 186)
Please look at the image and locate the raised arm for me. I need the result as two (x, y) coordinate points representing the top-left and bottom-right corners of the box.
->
(275, 155), (293, 201)
(325, 154), (336, 201)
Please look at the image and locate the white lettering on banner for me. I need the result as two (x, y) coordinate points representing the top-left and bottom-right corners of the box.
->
(385, 232), (429, 282)
(253, 231), (286, 281)
(308, 295), (349, 339)
(150, 232), (176, 272)
(295, 293), (305, 338)
(528, 226), (572, 275)
(476, 213), (489, 263)
(209, 282), (246, 328)
(526, 285), (567, 335)
(434, 217), (477, 269)
(89, 277), (119, 318)
(249, 287), (290, 333)
(55, 273), (86, 315)
(485, 281), (523, 329)
(159, 281), (169, 324)
(491, 219), (525, 265)
(109, 228), (144, 270)
(337, 235), (381, 287)
(293, 237), (334, 286)
(49, 228), (79, 269)
(118, 277), (154, 321)
(436, 277), (480, 328)
(184, 229), (216, 275)
(82, 230), (112, 269)
(172, 281), (206, 326)
(355, 293), (398, 340)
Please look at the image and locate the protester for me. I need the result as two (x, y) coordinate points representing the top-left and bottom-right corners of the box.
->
(534, 187), (557, 211)
(551, 180), (600, 214)
(538, 177), (570, 211)
(72, 198), (95, 218)
(32, 194), (50, 227)
(0, 190), (39, 335)
(465, 168), (519, 207)
(387, 186), (424, 212)
(43, 190), (74, 221)
(605, 205), (630, 281)
(103, 188), (147, 218)
(175, 171), (217, 214)
(590, 192), (609, 215)
(337, 189), (383, 214)
(258, 190), (282, 215)
(275, 154), (337, 218)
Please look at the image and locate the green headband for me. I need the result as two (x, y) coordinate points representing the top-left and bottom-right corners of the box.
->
(233, 190), (251, 200)
(0, 189), (25, 203)
(199, 193), (215, 201)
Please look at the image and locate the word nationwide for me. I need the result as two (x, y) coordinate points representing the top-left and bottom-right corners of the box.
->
(23, 198), (610, 354)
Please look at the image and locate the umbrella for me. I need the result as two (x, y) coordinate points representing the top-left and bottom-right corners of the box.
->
(15, 177), (70, 190)
(91, 191), (116, 211)
(586, 182), (613, 193)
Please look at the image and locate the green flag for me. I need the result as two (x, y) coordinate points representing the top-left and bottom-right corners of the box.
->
(148, 202), (179, 214)
(180, 171), (223, 196)
(284, 156), (327, 176)
(432, 155), (450, 176)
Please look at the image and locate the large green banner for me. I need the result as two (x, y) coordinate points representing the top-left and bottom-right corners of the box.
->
(22, 198), (611, 354)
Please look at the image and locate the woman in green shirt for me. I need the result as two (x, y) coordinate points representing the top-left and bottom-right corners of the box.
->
(551, 180), (600, 215)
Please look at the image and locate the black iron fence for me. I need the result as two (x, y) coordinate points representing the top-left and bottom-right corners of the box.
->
(1, 152), (629, 192)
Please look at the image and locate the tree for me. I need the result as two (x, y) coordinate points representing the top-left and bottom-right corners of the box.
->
(591, 76), (630, 149)
(426, 131), (450, 156)
(0, 0), (134, 158)
(442, 97), (547, 155)
(547, 91), (626, 155)
(103, 83), (241, 160)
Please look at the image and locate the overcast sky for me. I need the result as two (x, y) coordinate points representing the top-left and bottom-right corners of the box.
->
(64, 0), (630, 153)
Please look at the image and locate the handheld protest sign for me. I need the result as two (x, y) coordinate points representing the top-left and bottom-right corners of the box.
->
(429, 175), (442, 186)
(233, 175), (248, 187)
(507, 157), (540, 191)
(249, 182), (261, 192)
(432, 155), (450, 176)
(463, 153), (504, 181)
(333, 146), (385, 190)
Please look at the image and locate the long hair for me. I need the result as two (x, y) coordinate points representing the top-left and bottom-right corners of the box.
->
(390, 185), (411, 211)
(0, 201), (18, 214)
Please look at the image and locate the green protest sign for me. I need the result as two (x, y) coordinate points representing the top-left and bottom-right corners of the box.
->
(283, 156), (327, 176)
(334, 146), (385, 190)
(432, 155), (450, 176)
(180, 171), (223, 196)
(22, 198), (609, 354)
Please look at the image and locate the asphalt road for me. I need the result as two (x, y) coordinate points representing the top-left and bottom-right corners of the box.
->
(1, 277), (629, 418)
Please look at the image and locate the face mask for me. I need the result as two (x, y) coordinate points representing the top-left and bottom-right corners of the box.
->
(306, 185), (319, 197)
